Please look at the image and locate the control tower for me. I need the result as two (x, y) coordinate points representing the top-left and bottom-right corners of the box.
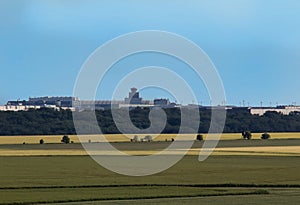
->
(124, 87), (143, 104)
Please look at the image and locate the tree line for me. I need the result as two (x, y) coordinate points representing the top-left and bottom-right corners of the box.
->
(0, 107), (300, 135)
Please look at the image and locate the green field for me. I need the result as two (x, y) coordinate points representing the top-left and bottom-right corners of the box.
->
(1, 154), (300, 204)
(0, 137), (300, 204)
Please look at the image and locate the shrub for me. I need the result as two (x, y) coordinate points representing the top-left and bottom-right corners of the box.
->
(196, 134), (204, 141)
(39, 139), (44, 144)
(144, 135), (152, 142)
(261, 133), (271, 140)
(132, 135), (138, 142)
(61, 135), (70, 144)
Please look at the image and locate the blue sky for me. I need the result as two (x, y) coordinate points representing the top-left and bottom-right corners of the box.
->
(1, 0), (300, 106)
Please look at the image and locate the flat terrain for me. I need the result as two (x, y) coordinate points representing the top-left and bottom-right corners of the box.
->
(57, 189), (300, 205)
(0, 154), (299, 204)
(0, 139), (299, 156)
(1, 132), (300, 144)
(0, 134), (299, 204)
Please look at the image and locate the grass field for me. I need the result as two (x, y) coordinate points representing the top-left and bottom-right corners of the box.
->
(0, 135), (299, 204)
(0, 186), (270, 204)
(60, 189), (299, 205)
(1, 132), (300, 144)
(0, 154), (299, 204)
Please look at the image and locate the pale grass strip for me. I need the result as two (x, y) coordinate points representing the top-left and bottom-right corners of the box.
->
(0, 146), (299, 156)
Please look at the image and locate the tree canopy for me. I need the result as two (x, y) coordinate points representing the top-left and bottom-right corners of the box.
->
(0, 107), (300, 135)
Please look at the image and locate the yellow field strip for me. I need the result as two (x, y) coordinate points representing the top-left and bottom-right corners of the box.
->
(1, 133), (300, 145)
(193, 146), (300, 156)
(0, 146), (299, 157)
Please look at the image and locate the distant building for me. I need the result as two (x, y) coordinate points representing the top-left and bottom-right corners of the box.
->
(74, 88), (154, 111)
(4, 96), (77, 111)
(76, 100), (124, 111)
(0, 105), (40, 111)
(154, 98), (170, 106)
(124, 87), (143, 104)
(6, 100), (27, 106)
(28, 96), (78, 107)
(250, 106), (300, 116)
(2, 88), (181, 111)
(4, 92), (300, 115)
(29, 96), (78, 102)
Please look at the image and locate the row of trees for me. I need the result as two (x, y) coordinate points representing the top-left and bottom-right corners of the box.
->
(37, 135), (70, 144)
(241, 131), (271, 140)
(196, 132), (271, 141)
(0, 107), (300, 135)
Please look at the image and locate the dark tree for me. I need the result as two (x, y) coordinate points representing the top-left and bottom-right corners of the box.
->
(242, 131), (252, 140)
(39, 139), (44, 144)
(261, 133), (271, 140)
(196, 134), (203, 141)
(61, 135), (70, 144)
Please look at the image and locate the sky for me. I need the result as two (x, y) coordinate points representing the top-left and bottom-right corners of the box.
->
(1, 0), (300, 106)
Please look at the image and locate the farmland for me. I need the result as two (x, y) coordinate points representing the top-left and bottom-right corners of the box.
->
(0, 134), (299, 204)
(0, 140), (300, 156)
(0, 155), (300, 204)
(1, 132), (300, 145)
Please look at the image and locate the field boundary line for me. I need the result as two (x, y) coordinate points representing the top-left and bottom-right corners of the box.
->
(0, 190), (269, 205)
(1, 183), (300, 190)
